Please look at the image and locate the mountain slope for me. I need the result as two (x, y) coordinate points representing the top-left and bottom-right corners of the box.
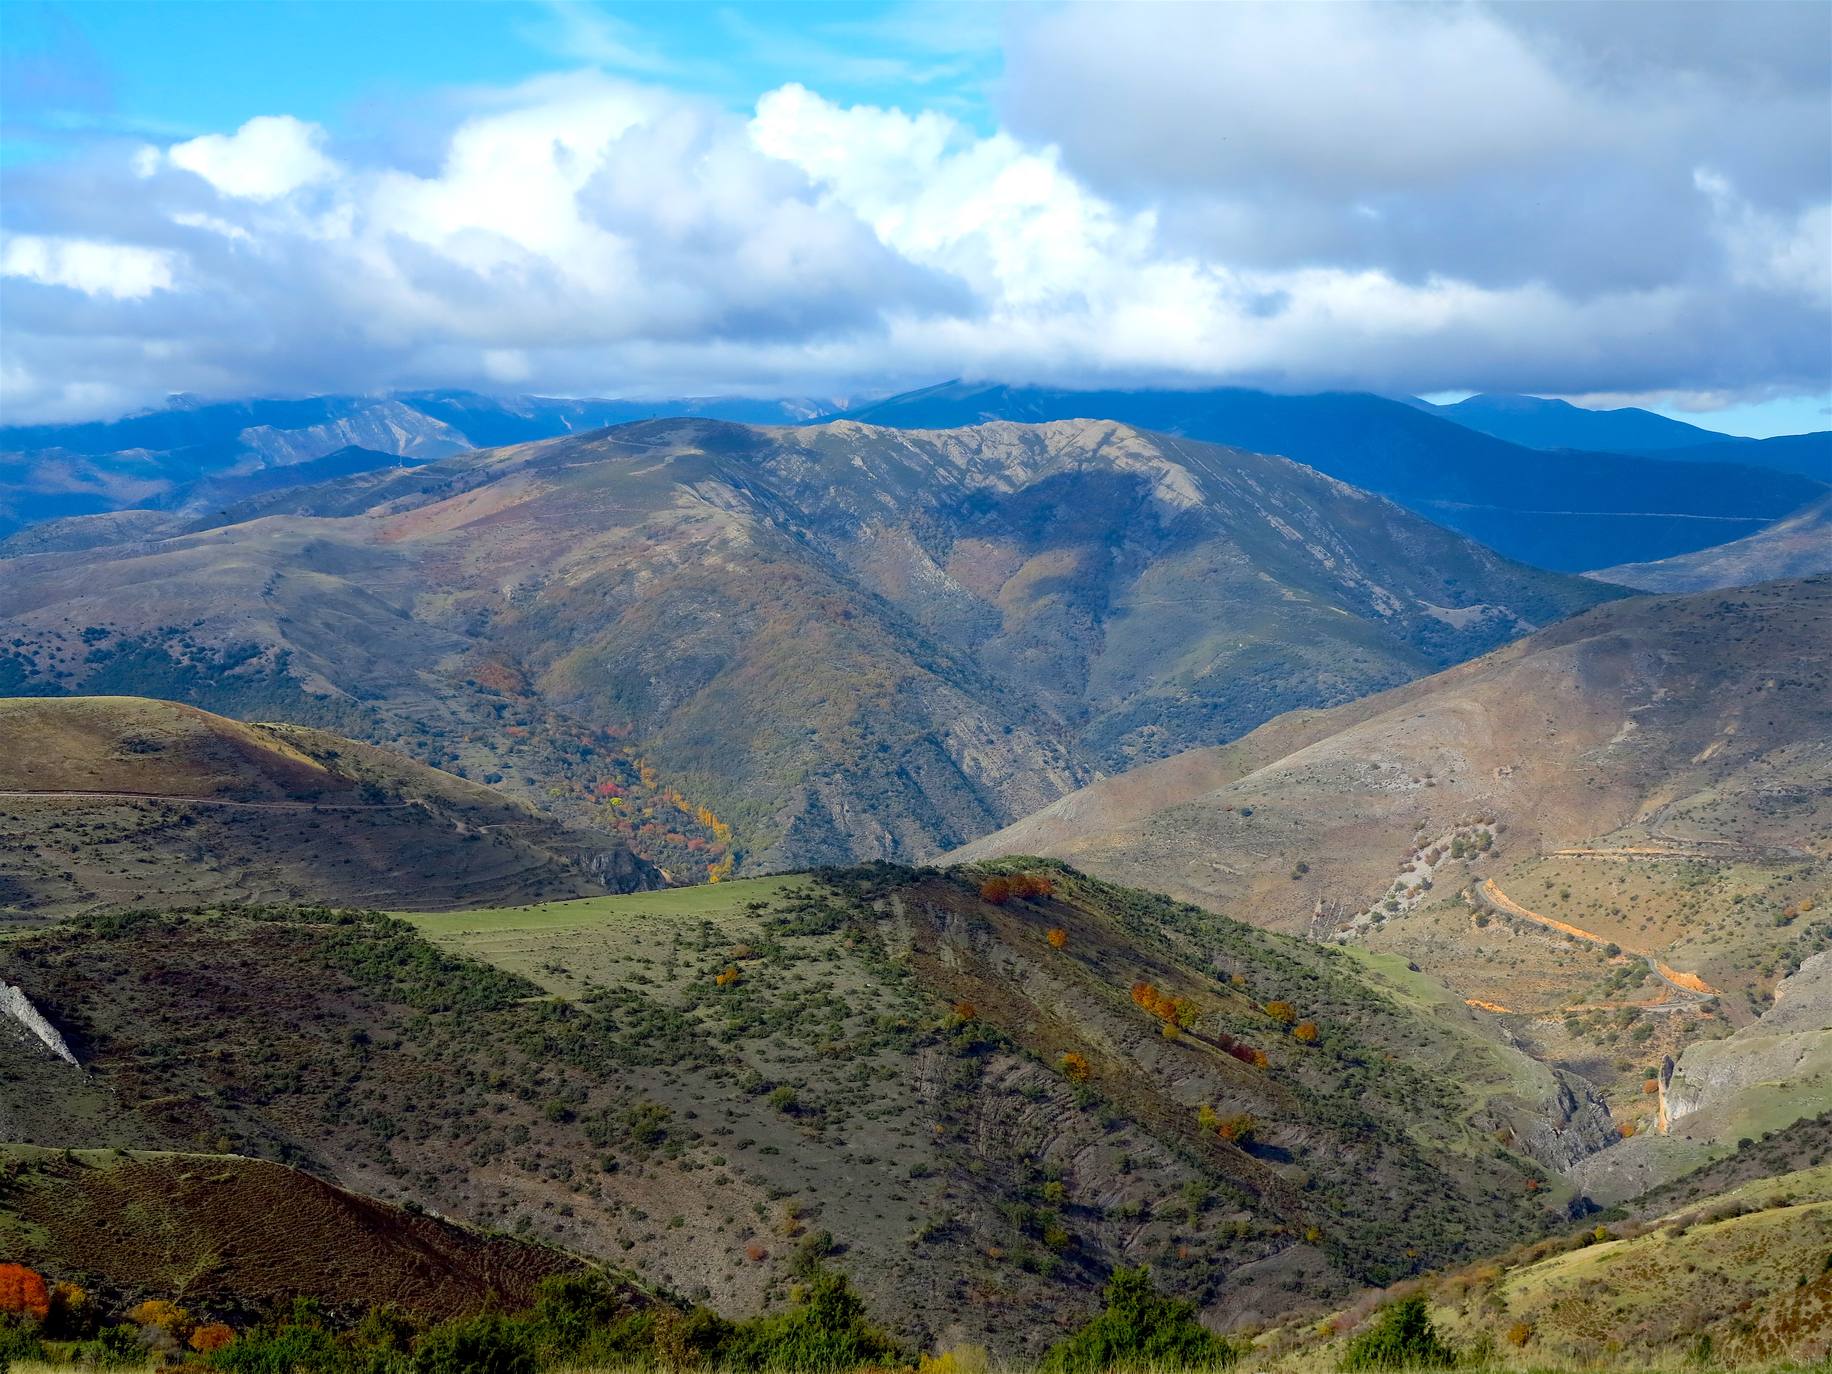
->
(0, 1145), (587, 1320)
(953, 578), (1831, 932)
(0, 418), (1620, 870)
(952, 579), (1832, 1138)
(0, 696), (652, 916)
(0, 866), (1612, 1354)
(835, 382), (1827, 570)
(1415, 392), (1732, 453)
(1588, 493), (1832, 591)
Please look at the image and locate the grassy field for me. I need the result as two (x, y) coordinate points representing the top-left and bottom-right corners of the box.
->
(403, 874), (808, 934)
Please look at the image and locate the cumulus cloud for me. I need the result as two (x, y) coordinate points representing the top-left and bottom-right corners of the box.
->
(161, 114), (340, 201)
(1, 2), (1827, 423)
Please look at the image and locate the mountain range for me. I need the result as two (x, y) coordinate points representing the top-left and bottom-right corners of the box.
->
(0, 417), (1621, 874)
(9, 385), (1827, 577)
(834, 382), (1829, 571)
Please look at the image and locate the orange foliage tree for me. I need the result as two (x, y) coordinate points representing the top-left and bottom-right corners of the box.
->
(1060, 1051), (1092, 1082)
(980, 876), (1014, 904)
(0, 1265), (49, 1323)
(1264, 1000), (1298, 1025)
(190, 1324), (236, 1354)
(1292, 1020), (1320, 1043)
(1046, 927), (1068, 950)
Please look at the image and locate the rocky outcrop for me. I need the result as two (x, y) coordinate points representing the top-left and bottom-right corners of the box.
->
(1570, 954), (1832, 1205)
(1515, 1071), (1618, 1171)
(1, 982), (78, 1065)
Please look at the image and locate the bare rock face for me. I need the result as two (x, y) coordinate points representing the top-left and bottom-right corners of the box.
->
(1664, 952), (1832, 1129)
(1, 981), (77, 1065)
(1517, 1073), (1618, 1171)
(1569, 953), (1832, 1206)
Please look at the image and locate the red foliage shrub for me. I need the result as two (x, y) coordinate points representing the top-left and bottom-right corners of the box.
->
(980, 877), (1014, 904)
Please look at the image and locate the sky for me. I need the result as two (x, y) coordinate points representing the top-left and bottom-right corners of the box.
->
(2, 0), (1828, 436)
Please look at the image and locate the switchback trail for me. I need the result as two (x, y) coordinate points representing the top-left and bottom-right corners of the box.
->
(1477, 877), (1718, 1004)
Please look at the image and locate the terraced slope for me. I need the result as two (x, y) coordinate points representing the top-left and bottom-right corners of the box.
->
(0, 696), (652, 916)
(0, 418), (1620, 871)
(0, 865), (1612, 1356)
(0, 1145), (587, 1320)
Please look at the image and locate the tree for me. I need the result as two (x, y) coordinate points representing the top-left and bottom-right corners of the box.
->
(1060, 1051), (1091, 1082)
(980, 877), (1014, 904)
(1293, 1020), (1320, 1043)
(0, 1267), (48, 1325)
(1339, 1295), (1456, 1370)
(1040, 1267), (1236, 1372)
(1046, 927), (1068, 950)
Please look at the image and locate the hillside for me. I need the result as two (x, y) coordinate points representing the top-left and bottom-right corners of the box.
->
(835, 382), (1827, 570)
(1261, 1162), (1832, 1370)
(0, 418), (1619, 872)
(954, 579), (1832, 1141)
(0, 864), (1619, 1356)
(1589, 494), (1832, 591)
(0, 1145), (589, 1321)
(0, 697), (652, 916)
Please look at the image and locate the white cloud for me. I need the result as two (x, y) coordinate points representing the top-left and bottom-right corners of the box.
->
(1, 13), (1827, 424)
(0, 234), (178, 299)
(166, 114), (339, 201)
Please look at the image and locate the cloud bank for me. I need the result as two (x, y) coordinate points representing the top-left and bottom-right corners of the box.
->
(2, 1), (1827, 422)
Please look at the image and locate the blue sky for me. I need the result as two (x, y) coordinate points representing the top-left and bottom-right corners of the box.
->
(3, 1), (1000, 155)
(2, 1), (1827, 435)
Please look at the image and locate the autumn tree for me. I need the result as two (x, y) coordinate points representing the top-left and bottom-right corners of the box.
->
(0, 1264), (49, 1323)
(190, 1324), (236, 1354)
(1046, 927), (1068, 950)
(980, 876), (1014, 904)
(1292, 1020), (1320, 1043)
(1061, 1051), (1092, 1082)
(1264, 1000), (1298, 1025)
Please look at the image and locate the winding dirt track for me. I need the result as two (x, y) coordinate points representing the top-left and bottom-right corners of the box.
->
(1478, 877), (1718, 1003)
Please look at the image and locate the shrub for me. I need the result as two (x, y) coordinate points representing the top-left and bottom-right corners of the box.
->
(1046, 927), (1069, 950)
(0, 1267), (48, 1324)
(1264, 1000), (1299, 1025)
(1040, 1266), (1236, 1371)
(210, 1320), (345, 1374)
(1505, 1321), (1532, 1348)
(1293, 1020), (1320, 1043)
(980, 877), (1014, 904)
(1060, 1052), (1091, 1082)
(0, 1317), (45, 1369)
(191, 1324), (237, 1354)
(1339, 1296), (1455, 1369)
(1216, 1114), (1258, 1145)
(413, 1314), (537, 1374)
(720, 1268), (900, 1371)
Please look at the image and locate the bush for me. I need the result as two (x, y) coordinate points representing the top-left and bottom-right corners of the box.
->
(1040, 1267), (1235, 1372)
(413, 1314), (537, 1374)
(721, 1268), (900, 1371)
(210, 1321), (347, 1374)
(1339, 1296), (1455, 1369)
(0, 1317), (45, 1369)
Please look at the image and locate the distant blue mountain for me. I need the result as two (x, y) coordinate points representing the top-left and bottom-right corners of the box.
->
(832, 381), (1827, 571)
(1412, 392), (1731, 453)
